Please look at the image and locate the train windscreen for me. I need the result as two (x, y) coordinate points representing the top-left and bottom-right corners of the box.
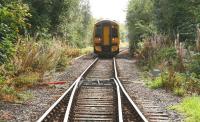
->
(95, 26), (102, 37)
(112, 27), (118, 38)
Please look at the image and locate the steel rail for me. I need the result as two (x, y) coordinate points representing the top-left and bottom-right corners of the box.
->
(113, 57), (149, 122)
(37, 58), (98, 122)
(63, 58), (98, 121)
(113, 78), (123, 122)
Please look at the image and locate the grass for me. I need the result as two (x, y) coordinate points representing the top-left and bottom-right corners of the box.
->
(13, 72), (40, 88)
(15, 91), (33, 103)
(170, 96), (200, 122)
(173, 87), (186, 96)
(80, 46), (93, 55)
(147, 76), (164, 89)
(0, 37), (93, 102)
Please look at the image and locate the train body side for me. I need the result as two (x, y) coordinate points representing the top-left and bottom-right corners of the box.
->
(93, 20), (120, 57)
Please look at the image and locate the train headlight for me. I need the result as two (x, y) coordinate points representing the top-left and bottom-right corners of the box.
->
(95, 38), (101, 43)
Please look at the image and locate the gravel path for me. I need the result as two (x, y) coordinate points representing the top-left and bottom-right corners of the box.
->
(116, 51), (183, 121)
(0, 54), (95, 122)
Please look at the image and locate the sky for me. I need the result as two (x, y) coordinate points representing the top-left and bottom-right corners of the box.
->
(89, 0), (129, 23)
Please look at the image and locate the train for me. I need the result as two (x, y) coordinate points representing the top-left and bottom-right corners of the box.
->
(93, 20), (120, 57)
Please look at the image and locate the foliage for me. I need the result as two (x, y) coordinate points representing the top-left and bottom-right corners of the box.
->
(173, 87), (186, 96)
(0, 37), (86, 102)
(154, 0), (200, 41)
(171, 96), (200, 122)
(0, 85), (17, 102)
(137, 39), (177, 70)
(0, 0), (93, 102)
(0, 1), (30, 64)
(13, 72), (40, 88)
(127, 0), (156, 52)
(187, 53), (200, 79)
(80, 47), (93, 55)
(127, 0), (200, 51)
(24, 0), (92, 47)
(148, 76), (164, 89)
(139, 39), (200, 95)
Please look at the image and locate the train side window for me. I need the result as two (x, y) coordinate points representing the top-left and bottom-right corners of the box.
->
(95, 26), (102, 37)
(112, 28), (118, 38)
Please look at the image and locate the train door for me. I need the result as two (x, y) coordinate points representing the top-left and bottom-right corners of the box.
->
(103, 24), (111, 52)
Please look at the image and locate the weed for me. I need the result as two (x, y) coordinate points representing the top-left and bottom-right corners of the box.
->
(0, 76), (5, 85)
(16, 92), (33, 103)
(1, 85), (16, 95)
(80, 47), (93, 55)
(170, 96), (200, 122)
(13, 72), (40, 88)
(148, 76), (164, 89)
(0, 85), (17, 102)
(56, 53), (71, 72)
(173, 87), (186, 96)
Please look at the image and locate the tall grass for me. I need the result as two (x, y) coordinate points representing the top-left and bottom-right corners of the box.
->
(0, 37), (86, 102)
(171, 96), (200, 122)
(137, 35), (200, 96)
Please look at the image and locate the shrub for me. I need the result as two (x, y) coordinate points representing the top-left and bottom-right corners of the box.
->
(0, 2), (30, 64)
(56, 52), (71, 72)
(173, 87), (186, 96)
(13, 72), (40, 88)
(81, 47), (93, 55)
(187, 53), (200, 79)
(64, 48), (80, 58)
(0, 75), (5, 85)
(148, 76), (164, 89)
(157, 47), (177, 63)
(0, 85), (17, 102)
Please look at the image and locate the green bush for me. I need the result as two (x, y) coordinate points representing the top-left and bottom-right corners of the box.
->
(1, 85), (16, 95)
(158, 47), (177, 63)
(0, 2), (30, 64)
(148, 76), (164, 89)
(56, 52), (71, 72)
(173, 87), (186, 96)
(13, 72), (40, 88)
(188, 54), (200, 79)
(0, 75), (5, 85)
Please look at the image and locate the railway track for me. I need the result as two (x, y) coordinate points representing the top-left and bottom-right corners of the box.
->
(37, 58), (148, 122)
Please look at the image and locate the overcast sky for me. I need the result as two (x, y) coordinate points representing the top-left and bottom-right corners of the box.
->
(89, 0), (129, 23)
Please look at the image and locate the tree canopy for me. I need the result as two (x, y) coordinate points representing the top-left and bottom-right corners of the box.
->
(0, 0), (92, 64)
(127, 0), (200, 51)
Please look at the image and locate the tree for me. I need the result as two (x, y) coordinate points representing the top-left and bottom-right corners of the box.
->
(126, 0), (155, 52)
(0, 1), (30, 64)
(154, 0), (200, 41)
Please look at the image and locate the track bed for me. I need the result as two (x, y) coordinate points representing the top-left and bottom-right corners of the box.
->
(70, 80), (117, 121)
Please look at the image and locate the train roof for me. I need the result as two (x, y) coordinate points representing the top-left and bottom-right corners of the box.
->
(95, 19), (119, 25)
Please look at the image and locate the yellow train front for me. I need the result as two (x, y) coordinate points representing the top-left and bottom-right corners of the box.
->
(93, 20), (120, 57)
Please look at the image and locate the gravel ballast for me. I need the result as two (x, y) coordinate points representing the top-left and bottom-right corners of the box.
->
(116, 52), (183, 121)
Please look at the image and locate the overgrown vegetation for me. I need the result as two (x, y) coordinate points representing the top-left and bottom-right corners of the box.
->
(127, 0), (200, 97)
(170, 96), (200, 122)
(0, 0), (93, 102)
(127, 0), (200, 51)
(127, 1), (200, 120)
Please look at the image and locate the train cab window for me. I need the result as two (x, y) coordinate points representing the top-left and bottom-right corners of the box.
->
(112, 27), (118, 38)
(95, 26), (102, 37)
